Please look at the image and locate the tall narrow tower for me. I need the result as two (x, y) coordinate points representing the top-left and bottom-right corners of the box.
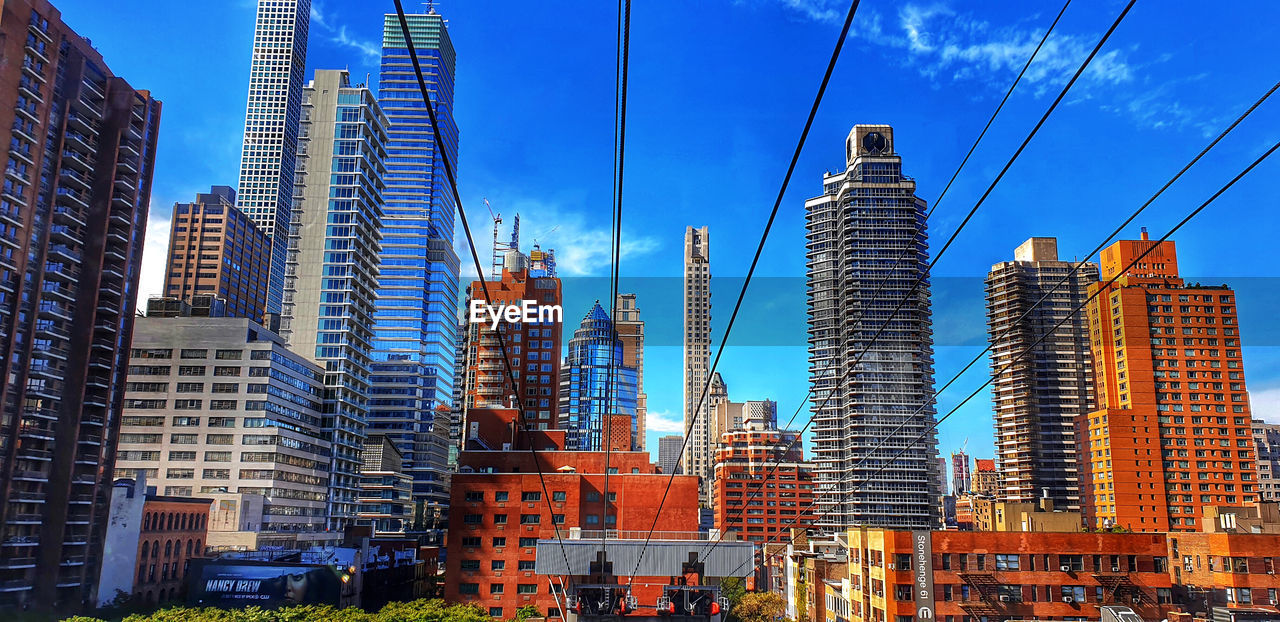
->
(986, 237), (1098, 510)
(371, 6), (460, 527)
(615, 293), (647, 450)
(683, 226), (713, 505)
(805, 125), (940, 530)
(235, 0), (310, 315)
(280, 70), (388, 532)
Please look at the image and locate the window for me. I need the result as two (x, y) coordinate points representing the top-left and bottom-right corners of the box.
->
(494, 491), (509, 502)
(518, 560), (536, 571)
(552, 491), (567, 502)
(1062, 586), (1085, 602)
(492, 537), (506, 548)
(172, 416), (200, 427)
(491, 560), (505, 571)
(517, 584), (537, 594)
(178, 366), (205, 376)
(459, 583), (479, 595)
(996, 585), (1022, 602)
(460, 560), (480, 570)
(215, 350), (242, 360)
(1060, 555), (1084, 571)
(519, 538), (537, 548)
(493, 514), (508, 524)
(180, 349), (207, 359)
(522, 491), (541, 502)
(463, 514), (482, 525)
(214, 366), (240, 377)
(465, 491), (484, 502)
(489, 608), (503, 618)
(996, 554), (1020, 570)
(461, 537), (481, 547)
(520, 514), (540, 524)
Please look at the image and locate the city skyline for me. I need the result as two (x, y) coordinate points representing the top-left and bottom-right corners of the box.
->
(54, 0), (1280, 460)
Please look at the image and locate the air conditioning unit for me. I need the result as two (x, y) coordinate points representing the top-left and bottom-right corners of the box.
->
(1063, 596), (1075, 603)
(888, 563), (895, 570)
(1060, 565), (1073, 572)
(1132, 596), (1142, 604)
(999, 596), (1012, 602)
(1111, 566), (1121, 572)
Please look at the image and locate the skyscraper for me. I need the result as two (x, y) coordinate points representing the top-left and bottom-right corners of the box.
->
(683, 226), (713, 505)
(370, 7), (460, 517)
(1083, 233), (1256, 531)
(236, 0), (310, 314)
(950, 451), (972, 495)
(164, 186), (271, 321)
(1254, 420), (1280, 502)
(615, 293), (647, 450)
(280, 70), (388, 531)
(658, 435), (684, 475)
(459, 250), (563, 425)
(0, 1), (161, 606)
(804, 125), (940, 530)
(986, 237), (1098, 510)
(558, 302), (639, 451)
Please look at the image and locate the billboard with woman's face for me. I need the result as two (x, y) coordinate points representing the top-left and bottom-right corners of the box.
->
(187, 559), (342, 607)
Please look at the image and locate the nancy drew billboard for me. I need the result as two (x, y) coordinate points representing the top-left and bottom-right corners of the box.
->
(187, 559), (342, 607)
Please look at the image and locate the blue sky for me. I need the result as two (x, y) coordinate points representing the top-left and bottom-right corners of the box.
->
(59, 0), (1280, 467)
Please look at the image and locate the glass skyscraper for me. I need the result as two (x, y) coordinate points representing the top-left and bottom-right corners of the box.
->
(558, 302), (639, 451)
(236, 0), (310, 315)
(371, 9), (460, 520)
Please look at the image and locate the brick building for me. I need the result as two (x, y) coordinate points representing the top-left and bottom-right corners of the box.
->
(971, 459), (998, 495)
(445, 429), (699, 619)
(713, 427), (815, 543)
(97, 476), (210, 607)
(1084, 234), (1256, 531)
(459, 250), (563, 428)
(163, 186), (270, 321)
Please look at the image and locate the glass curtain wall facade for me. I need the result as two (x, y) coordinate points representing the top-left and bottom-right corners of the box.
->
(558, 302), (639, 451)
(371, 9), (460, 520)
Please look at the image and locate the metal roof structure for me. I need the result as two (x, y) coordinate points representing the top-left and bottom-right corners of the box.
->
(534, 540), (755, 578)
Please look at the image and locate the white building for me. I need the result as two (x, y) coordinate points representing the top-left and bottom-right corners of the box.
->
(804, 125), (941, 529)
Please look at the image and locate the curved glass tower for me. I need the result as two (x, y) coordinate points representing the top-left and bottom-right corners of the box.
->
(558, 302), (639, 451)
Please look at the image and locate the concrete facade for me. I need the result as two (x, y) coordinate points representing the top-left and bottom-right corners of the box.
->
(683, 226), (713, 505)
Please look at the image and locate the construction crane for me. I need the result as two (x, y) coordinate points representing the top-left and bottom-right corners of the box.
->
(483, 199), (519, 278)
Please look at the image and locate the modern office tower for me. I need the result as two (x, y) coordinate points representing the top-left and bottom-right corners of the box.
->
(0, 2), (161, 607)
(658, 435), (684, 474)
(1083, 233), (1257, 532)
(557, 302), (639, 451)
(236, 0), (310, 314)
(950, 451), (972, 495)
(1254, 420), (1280, 501)
(356, 435), (413, 536)
(164, 186), (271, 320)
(804, 125), (940, 530)
(279, 70), (387, 531)
(115, 314), (333, 551)
(371, 7), (460, 520)
(683, 226), (714, 505)
(986, 237), (1098, 510)
(615, 293), (647, 450)
(459, 250), (563, 427)
(971, 459), (998, 495)
(713, 425), (814, 543)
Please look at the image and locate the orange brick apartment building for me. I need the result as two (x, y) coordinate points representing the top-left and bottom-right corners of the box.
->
(713, 428), (815, 543)
(1084, 234), (1257, 531)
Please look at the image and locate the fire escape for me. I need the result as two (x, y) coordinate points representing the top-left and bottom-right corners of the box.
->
(958, 572), (1006, 622)
(1092, 573), (1149, 606)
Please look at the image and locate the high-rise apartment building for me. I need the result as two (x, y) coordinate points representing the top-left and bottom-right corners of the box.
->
(280, 70), (387, 531)
(356, 435), (414, 536)
(713, 425), (814, 543)
(459, 250), (563, 427)
(164, 186), (271, 320)
(804, 125), (940, 530)
(711, 398), (777, 448)
(0, 1), (161, 607)
(658, 435), (684, 475)
(615, 293), (647, 450)
(236, 0), (310, 314)
(114, 315), (333, 551)
(986, 237), (1098, 510)
(683, 226), (714, 505)
(1083, 233), (1256, 531)
(1253, 420), (1280, 501)
(558, 302), (639, 451)
(950, 451), (971, 495)
(371, 8), (460, 519)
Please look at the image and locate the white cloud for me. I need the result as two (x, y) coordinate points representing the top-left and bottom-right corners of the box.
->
(136, 203), (173, 309)
(645, 409), (686, 434)
(310, 2), (380, 64)
(453, 196), (661, 281)
(1252, 387), (1280, 423)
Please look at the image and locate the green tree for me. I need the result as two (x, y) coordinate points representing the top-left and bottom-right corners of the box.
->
(720, 578), (746, 612)
(732, 592), (790, 622)
(511, 604), (542, 622)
